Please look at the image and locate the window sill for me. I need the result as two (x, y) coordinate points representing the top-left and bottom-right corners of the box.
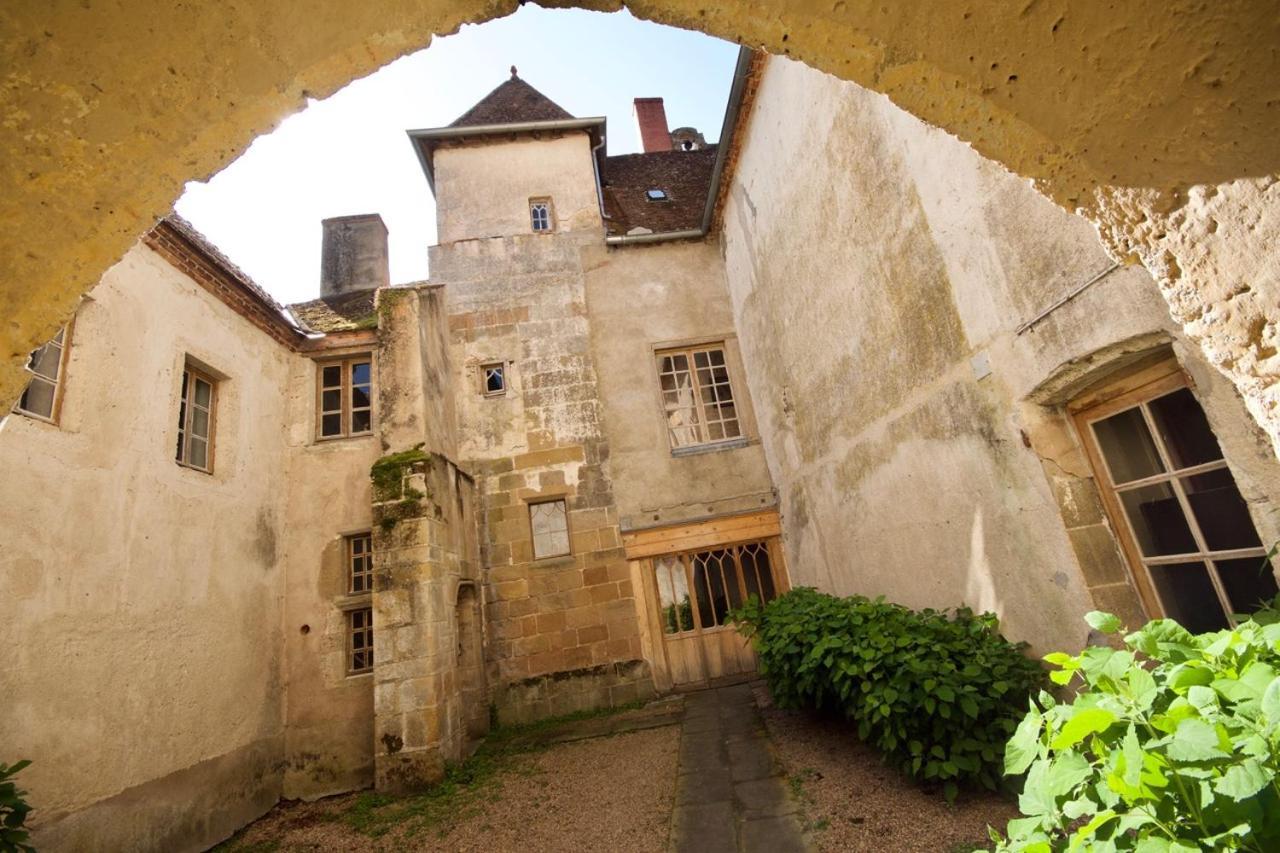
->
(670, 437), (751, 458)
(312, 432), (377, 446)
(345, 670), (373, 680)
(175, 460), (214, 476)
(527, 554), (575, 569)
(336, 593), (373, 611)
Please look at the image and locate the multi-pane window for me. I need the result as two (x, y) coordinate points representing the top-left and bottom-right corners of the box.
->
(1076, 374), (1277, 633)
(348, 533), (373, 594)
(482, 362), (506, 396)
(318, 356), (372, 439)
(348, 607), (373, 674)
(529, 499), (570, 559)
(176, 366), (216, 472)
(654, 541), (778, 636)
(529, 199), (553, 233)
(656, 345), (742, 449)
(15, 325), (70, 422)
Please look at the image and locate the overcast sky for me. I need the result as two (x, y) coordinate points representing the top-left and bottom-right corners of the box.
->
(175, 5), (738, 306)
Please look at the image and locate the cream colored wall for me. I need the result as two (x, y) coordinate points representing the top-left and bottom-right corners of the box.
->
(0, 243), (292, 851)
(433, 134), (602, 245)
(279, 336), (381, 800)
(721, 58), (1280, 655)
(583, 239), (775, 530)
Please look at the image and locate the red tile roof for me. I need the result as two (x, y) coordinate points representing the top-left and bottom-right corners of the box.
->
(601, 147), (718, 236)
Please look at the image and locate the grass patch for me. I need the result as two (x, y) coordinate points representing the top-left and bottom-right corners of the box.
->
(331, 700), (647, 840)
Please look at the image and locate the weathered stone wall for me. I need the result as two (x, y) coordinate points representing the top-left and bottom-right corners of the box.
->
(0, 243), (292, 850)
(721, 58), (1280, 654)
(582, 238), (776, 531)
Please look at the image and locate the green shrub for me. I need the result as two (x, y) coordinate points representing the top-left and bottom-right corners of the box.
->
(991, 611), (1280, 852)
(731, 587), (1045, 800)
(1, 760), (34, 853)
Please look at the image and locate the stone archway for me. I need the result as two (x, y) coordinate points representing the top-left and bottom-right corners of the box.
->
(3, 1), (1277, 449)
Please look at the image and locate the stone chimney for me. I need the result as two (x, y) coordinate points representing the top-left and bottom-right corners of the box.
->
(633, 97), (672, 153)
(320, 214), (390, 298)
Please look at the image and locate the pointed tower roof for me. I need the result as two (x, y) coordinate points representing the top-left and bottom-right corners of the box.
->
(449, 69), (574, 128)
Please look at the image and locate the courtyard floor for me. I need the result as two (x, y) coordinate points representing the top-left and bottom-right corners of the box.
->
(216, 683), (1018, 852)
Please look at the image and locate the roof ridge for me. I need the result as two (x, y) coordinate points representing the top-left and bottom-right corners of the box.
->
(449, 75), (574, 128)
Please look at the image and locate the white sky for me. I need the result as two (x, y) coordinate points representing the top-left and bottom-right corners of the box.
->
(176, 5), (738, 306)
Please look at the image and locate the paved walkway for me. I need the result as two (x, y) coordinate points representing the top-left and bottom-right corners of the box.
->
(670, 682), (810, 853)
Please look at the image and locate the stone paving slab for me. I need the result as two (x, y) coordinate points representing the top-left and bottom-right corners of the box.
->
(670, 683), (811, 852)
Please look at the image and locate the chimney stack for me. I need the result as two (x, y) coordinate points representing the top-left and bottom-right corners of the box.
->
(633, 97), (672, 153)
(320, 214), (390, 298)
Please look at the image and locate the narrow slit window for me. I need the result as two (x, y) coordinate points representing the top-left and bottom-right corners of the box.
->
(529, 499), (570, 559)
(348, 607), (374, 674)
(1075, 369), (1277, 631)
(348, 533), (373, 595)
(15, 325), (70, 423)
(656, 344), (742, 450)
(317, 355), (373, 439)
(176, 365), (216, 472)
(529, 199), (553, 233)
(482, 362), (506, 396)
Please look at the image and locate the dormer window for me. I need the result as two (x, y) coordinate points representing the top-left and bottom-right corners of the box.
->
(530, 199), (553, 232)
(646, 189), (669, 202)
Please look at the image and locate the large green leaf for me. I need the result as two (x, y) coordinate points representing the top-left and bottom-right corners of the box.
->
(1051, 708), (1117, 750)
(1166, 718), (1225, 761)
(1214, 759), (1270, 801)
(1085, 611), (1122, 634)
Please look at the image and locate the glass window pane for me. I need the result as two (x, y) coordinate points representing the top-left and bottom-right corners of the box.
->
(1148, 388), (1223, 470)
(690, 554), (718, 628)
(352, 387), (371, 409)
(18, 378), (55, 419)
(322, 389), (341, 411)
(740, 543), (776, 603)
(194, 377), (212, 408)
(1215, 557), (1280, 617)
(351, 361), (371, 386)
(352, 410), (371, 433)
(1119, 482), (1198, 556)
(321, 413), (342, 436)
(191, 407), (209, 440)
(530, 500), (568, 558)
(1092, 407), (1165, 484)
(28, 343), (60, 381)
(656, 557), (689, 634)
(188, 436), (208, 469)
(322, 365), (341, 387)
(1181, 468), (1262, 551)
(1148, 562), (1229, 634)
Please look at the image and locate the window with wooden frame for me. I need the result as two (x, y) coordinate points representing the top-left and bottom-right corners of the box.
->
(317, 355), (372, 439)
(482, 362), (506, 397)
(529, 498), (570, 560)
(1072, 357), (1277, 633)
(347, 532), (373, 594)
(529, 198), (553, 233)
(653, 541), (779, 636)
(175, 364), (217, 472)
(655, 344), (742, 450)
(14, 323), (72, 423)
(348, 607), (373, 674)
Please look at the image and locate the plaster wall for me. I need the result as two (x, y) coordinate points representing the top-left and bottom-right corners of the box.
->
(0, 243), (291, 850)
(721, 58), (1280, 655)
(583, 239), (775, 530)
(433, 134), (602, 245)
(278, 336), (382, 800)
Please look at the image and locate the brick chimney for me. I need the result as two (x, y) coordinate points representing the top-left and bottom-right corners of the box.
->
(633, 97), (672, 153)
(320, 214), (390, 298)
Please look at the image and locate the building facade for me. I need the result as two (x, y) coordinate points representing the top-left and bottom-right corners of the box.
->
(2, 51), (1278, 852)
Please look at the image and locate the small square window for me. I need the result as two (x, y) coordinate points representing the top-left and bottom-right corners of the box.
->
(317, 355), (373, 439)
(482, 362), (506, 396)
(645, 188), (669, 202)
(347, 533), (373, 595)
(348, 607), (374, 674)
(529, 499), (570, 560)
(530, 199), (553, 233)
(176, 364), (217, 472)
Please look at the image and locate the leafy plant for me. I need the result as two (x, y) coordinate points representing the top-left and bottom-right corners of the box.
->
(991, 611), (1280, 852)
(1, 760), (35, 853)
(731, 587), (1044, 800)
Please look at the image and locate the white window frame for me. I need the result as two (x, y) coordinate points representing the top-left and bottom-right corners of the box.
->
(175, 364), (217, 473)
(14, 322), (72, 424)
(529, 198), (554, 233)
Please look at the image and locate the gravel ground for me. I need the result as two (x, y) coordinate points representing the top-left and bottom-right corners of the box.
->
(218, 725), (679, 852)
(753, 684), (1020, 853)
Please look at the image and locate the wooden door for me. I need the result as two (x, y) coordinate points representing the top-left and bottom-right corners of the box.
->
(647, 539), (785, 688)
